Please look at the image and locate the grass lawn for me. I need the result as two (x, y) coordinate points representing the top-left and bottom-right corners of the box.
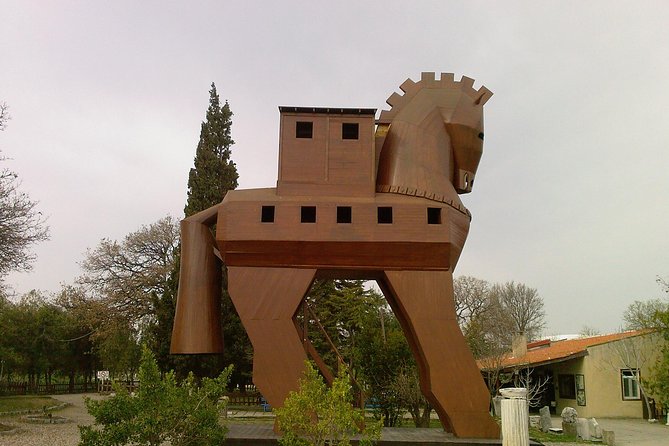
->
(0, 395), (64, 413)
(529, 426), (587, 443)
(227, 404), (268, 411)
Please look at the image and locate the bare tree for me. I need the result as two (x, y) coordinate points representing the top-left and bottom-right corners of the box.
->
(515, 367), (551, 408)
(658, 276), (668, 294)
(599, 333), (660, 421)
(453, 276), (507, 356)
(490, 282), (545, 341)
(478, 342), (513, 416)
(0, 103), (9, 131)
(77, 216), (179, 326)
(623, 299), (669, 330)
(392, 365), (432, 427)
(579, 325), (602, 337)
(453, 276), (492, 327)
(1, 103), (50, 280)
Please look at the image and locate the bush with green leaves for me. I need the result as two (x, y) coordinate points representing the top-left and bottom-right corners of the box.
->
(79, 345), (232, 446)
(276, 361), (381, 446)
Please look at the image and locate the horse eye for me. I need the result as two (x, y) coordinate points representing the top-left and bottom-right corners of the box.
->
(478, 132), (484, 140)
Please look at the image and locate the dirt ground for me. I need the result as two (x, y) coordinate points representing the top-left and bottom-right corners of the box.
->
(0, 393), (101, 446)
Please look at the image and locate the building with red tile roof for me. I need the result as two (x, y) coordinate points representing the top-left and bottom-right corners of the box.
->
(479, 330), (661, 419)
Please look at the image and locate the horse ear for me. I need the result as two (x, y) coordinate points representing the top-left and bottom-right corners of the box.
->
(474, 87), (493, 105)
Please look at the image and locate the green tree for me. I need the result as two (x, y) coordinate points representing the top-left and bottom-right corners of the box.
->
(55, 305), (96, 391)
(639, 277), (669, 410)
(155, 83), (251, 384)
(184, 83), (238, 217)
(0, 290), (93, 388)
(276, 361), (381, 446)
(355, 309), (413, 427)
(80, 345), (232, 446)
(302, 281), (434, 427)
(302, 280), (384, 374)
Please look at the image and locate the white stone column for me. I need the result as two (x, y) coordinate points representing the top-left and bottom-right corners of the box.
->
(500, 388), (529, 446)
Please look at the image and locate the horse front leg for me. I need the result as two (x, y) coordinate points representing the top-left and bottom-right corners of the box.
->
(380, 270), (500, 439)
(227, 266), (316, 412)
(171, 204), (224, 354)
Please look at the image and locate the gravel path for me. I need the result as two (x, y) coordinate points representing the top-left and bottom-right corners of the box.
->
(4, 395), (666, 445)
(0, 393), (102, 446)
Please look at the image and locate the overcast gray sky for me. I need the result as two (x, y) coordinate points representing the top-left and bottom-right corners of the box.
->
(1, 1), (668, 336)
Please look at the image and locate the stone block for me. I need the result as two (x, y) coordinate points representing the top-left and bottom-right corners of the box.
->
(539, 406), (552, 432)
(589, 417), (602, 439)
(602, 429), (615, 445)
(576, 417), (590, 440)
(529, 415), (540, 428)
(562, 421), (577, 438)
(561, 406), (578, 423)
(492, 396), (503, 417)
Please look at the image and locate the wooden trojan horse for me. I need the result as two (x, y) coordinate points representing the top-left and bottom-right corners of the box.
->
(171, 72), (499, 438)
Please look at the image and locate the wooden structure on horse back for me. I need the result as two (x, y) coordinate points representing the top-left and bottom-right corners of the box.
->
(171, 72), (498, 438)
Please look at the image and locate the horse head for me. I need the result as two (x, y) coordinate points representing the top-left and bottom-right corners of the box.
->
(376, 72), (492, 205)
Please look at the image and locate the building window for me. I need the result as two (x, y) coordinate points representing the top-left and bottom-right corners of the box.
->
(427, 207), (441, 224)
(337, 206), (352, 223)
(261, 206), (275, 223)
(621, 369), (641, 400)
(558, 374), (576, 399)
(342, 123), (359, 140)
(296, 121), (313, 138)
(377, 207), (393, 224)
(301, 206), (316, 223)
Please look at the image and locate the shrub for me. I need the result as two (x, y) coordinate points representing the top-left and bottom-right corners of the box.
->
(276, 361), (381, 446)
(79, 345), (232, 446)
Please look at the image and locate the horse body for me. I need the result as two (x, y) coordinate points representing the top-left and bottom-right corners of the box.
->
(172, 73), (499, 438)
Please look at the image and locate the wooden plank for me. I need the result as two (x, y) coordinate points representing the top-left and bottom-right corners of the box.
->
(220, 240), (451, 270)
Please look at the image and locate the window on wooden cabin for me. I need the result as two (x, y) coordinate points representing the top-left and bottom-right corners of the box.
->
(296, 121), (313, 138)
(342, 122), (359, 140)
(337, 206), (352, 223)
(261, 206), (275, 223)
(427, 207), (442, 224)
(301, 206), (317, 223)
(377, 207), (393, 224)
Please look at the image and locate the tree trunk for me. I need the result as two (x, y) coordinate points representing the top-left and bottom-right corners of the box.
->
(419, 406), (432, 427)
(632, 370), (654, 420)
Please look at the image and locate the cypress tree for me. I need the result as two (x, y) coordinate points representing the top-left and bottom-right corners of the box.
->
(152, 84), (252, 385)
(184, 83), (238, 217)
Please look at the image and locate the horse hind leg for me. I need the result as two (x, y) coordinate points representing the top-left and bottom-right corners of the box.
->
(227, 266), (316, 411)
(380, 270), (500, 439)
